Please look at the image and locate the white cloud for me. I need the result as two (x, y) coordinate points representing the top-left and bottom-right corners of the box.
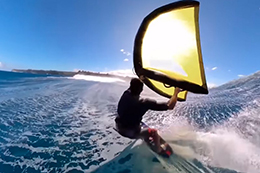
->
(124, 58), (129, 62)
(0, 62), (6, 70)
(238, 74), (245, 78)
(211, 67), (217, 71)
(120, 49), (131, 57)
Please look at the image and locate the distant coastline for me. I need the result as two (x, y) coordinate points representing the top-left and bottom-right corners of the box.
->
(11, 69), (132, 80)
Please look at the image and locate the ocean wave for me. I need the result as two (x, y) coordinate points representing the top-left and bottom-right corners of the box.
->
(71, 74), (125, 83)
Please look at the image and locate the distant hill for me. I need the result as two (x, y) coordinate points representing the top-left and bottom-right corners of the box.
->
(12, 69), (76, 76)
(11, 69), (133, 81)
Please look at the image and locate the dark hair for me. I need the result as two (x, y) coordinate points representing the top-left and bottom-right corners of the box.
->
(129, 78), (143, 95)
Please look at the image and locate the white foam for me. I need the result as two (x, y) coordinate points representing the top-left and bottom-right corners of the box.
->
(102, 69), (137, 78)
(72, 74), (125, 83)
(195, 129), (260, 173)
(159, 109), (260, 173)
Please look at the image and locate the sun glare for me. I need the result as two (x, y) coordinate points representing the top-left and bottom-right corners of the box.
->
(142, 8), (196, 76)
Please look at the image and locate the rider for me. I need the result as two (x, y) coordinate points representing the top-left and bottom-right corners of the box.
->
(115, 77), (181, 153)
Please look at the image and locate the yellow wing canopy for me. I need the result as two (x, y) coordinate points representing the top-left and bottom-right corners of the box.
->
(133, 0), (208, 101)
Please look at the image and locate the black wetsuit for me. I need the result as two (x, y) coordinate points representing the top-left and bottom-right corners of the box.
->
(115, 89), (169, 138)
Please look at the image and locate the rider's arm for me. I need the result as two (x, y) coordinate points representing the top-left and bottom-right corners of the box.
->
(142, 98), (168, 111)
(142, 87), (181, 111)
(167, 87), (181, 110)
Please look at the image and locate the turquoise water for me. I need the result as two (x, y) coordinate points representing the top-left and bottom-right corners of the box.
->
(0, 70), (260, 173)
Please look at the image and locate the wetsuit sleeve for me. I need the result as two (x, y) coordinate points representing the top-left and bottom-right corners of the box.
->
(142, 98), (169, 111)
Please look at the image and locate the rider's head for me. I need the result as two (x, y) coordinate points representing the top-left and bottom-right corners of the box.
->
(129, 78), (143, 96)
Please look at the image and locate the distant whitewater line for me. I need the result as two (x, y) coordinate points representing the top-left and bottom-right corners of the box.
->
(72, 74), (126, 83)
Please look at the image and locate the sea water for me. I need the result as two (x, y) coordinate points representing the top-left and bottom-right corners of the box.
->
(0, 70), (260, 173)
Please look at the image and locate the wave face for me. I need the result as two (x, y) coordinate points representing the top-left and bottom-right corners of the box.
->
(0, 70), (260, 173)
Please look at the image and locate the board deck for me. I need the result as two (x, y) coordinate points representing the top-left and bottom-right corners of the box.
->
(140, 122), (173, 158)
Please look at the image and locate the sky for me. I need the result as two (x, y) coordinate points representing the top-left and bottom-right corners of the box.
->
(0, 0), (259, 86)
